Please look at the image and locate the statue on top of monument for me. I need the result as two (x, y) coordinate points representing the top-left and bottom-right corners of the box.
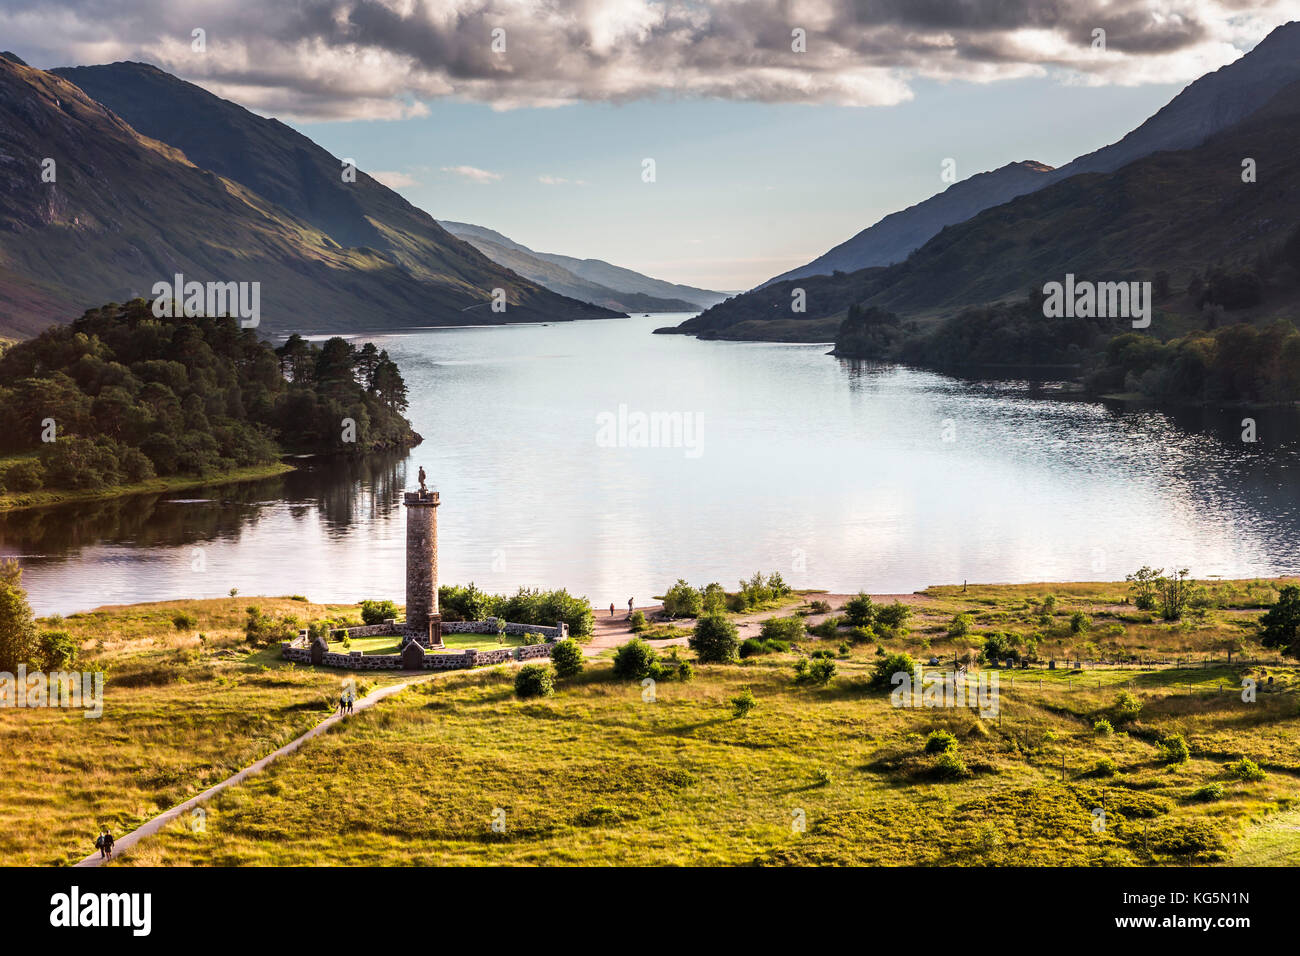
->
(418, 466), (428, 495)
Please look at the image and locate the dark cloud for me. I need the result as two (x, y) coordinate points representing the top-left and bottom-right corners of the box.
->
(1, 0), (1290, 118)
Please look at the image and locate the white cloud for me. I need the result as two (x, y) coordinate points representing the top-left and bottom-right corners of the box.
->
(441, 165), (502, 183)
(369, 169), (419, 188)
(538, 174), (585, 185)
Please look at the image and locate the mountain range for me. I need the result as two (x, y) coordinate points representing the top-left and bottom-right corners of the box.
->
(437, 220), (727, 312)
(676, 20), (1300, 341)
(0, 58), (620, 339)
(759, 21), (1300, 290)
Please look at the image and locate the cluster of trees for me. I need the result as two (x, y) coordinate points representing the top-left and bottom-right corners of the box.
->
(659, 572), (792, 618)
(0, 559), (77, 672)
(1088, 321), (1300, 403)
(832, 305), (904, 360)
(437, 583), (594, 637)
(0, 300), (416, 493)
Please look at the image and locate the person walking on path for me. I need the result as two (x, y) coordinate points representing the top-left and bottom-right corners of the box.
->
(94, 830), (106, 859)
(100, 828), (114, 860)
(609, 602), (615, 618)
(627, 597), (635, 619)
(338, 690), (346, 715)
(346, 692), (354, 715)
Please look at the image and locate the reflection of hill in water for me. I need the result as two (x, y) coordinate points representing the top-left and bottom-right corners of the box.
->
(0, 452), (409, 556)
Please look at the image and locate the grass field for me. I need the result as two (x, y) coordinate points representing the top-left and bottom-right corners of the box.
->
(328, 632), (529, 655)
(4, 578), (1298, 867)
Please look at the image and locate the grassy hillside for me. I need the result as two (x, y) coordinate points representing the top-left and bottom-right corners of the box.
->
(0, 59), (616, 340)
(677, 78), (1300, 345)
(8, 578), (1295, 867)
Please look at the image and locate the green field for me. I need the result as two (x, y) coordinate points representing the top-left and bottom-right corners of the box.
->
(4, 579), (1298, 867)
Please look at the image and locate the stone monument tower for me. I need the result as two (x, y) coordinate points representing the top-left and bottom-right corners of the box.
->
(404, 482), (442, 646)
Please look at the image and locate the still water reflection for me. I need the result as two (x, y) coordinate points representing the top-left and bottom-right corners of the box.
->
(3, 314), (1299, 615)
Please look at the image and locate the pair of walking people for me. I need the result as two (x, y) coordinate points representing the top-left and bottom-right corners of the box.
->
(94, 827), (114, 859)
(338, 690), (355, 715)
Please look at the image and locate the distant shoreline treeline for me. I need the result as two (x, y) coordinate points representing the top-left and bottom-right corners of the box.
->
(0, 299), (419, 496)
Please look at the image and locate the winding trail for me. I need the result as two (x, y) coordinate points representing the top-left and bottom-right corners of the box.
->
(74, 674), (431, 867)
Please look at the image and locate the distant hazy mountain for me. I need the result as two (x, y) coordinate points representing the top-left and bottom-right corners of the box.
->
(14, 61), (615, 338)
(764, 20), (1300, 288)
(438, 221), (707, 312)
(440, 220), (728, 311)
(764, 160), (1055, 286)
(673, 76), (1300, 341)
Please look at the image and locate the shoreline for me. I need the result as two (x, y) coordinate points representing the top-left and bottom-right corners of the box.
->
(0, 461), (297, 515)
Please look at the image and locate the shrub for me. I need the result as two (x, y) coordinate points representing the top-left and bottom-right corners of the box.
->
(549, 638), (584, 679)
(924, 730), (958, 755)
(689, 612), (740, 663)
(244, 606), (301, 646)
(514, 663), (554, 699)
(848, 625), (874, 643)
(1225, 756), (1266, 782)
(932, 752), (970, 780)
(760, 615), (804, 643)
(699, 582), (727, 614)
(730, 687), (757, 718)
(662, 579), (702, 618)
(612, 638), (658, 679)
(1191, 783), (1225, 802)
(871, 651), (916, 689)
(844, 592), (876, 627)
(1159, 733), (1191, 765)
(813, 768), (832, 786)
(948, 613), (973, 638)
(1094, 719), (1114, 736)
(36, 630), (78, 670)
(1112, 691), (1142, 724)
(438, 583), (498, 622)
(629, 609), (647, 632)
(3, 459), (43, 491)
(808, 616), (841, 638)
(1070, 611), (1090, 634)
(794, 656), (836, 685)
(1090, 757), (1118, 778)
(522, 632), (546, 646)
(808, 599), (832, 614)
(359, 599), (399, 625)
(676, 660), (694, 682)
(172, 612), (198, 631)
(740, 637), (788, 658)
(875, 600), (912, 630)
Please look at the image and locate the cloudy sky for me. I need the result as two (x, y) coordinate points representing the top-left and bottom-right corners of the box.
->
(5, 0), (1298, 289)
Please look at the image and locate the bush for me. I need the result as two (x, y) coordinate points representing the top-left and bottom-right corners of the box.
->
(549, 638), (584, 679)
(844, 592), (876, 627)
(244, 606), (300, 646)
(629, 609), (647, 632)
(924, 730), (958, 755)
(689, 612), (740, 663)
(808, 599), (832, 614)
(438, 583), (498, 622)
(808, 616), (841, 638)
(1159, 733), (1190, 765)
(871, 651), (916, 689)
(172, 612), (198, 631)
(1070, 611), (1090, 634)
(740, 637), (788, 658)
(1094, 719), (1114, 736)
(662, 579), (703, 618)
(36, 630), (78, 670)
(1090, 757), (1118, 778)
(1112, 690), (1142, 724)
(875, 600), (912, 630)
(359, 599), (399, 625)
(1225, 756), (1266, 782)
(760, 615), (804, 643)
(730, 688), (757, 718)
(3, 459), (43, 491)
(676, 660), (694, 682)
(948, 613), (973, 638)
(700, 583), (728, 614)
(514, 663), (554, 699)
(612, 638), (658, 679)
(932, 752), (970, 780)
(794, 656), (836, 685)
(1191, 783), (1225, 802)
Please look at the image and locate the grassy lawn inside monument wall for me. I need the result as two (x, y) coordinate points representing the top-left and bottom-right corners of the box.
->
(5, 578), (1296, 867)
(328, 632), (529, 655)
